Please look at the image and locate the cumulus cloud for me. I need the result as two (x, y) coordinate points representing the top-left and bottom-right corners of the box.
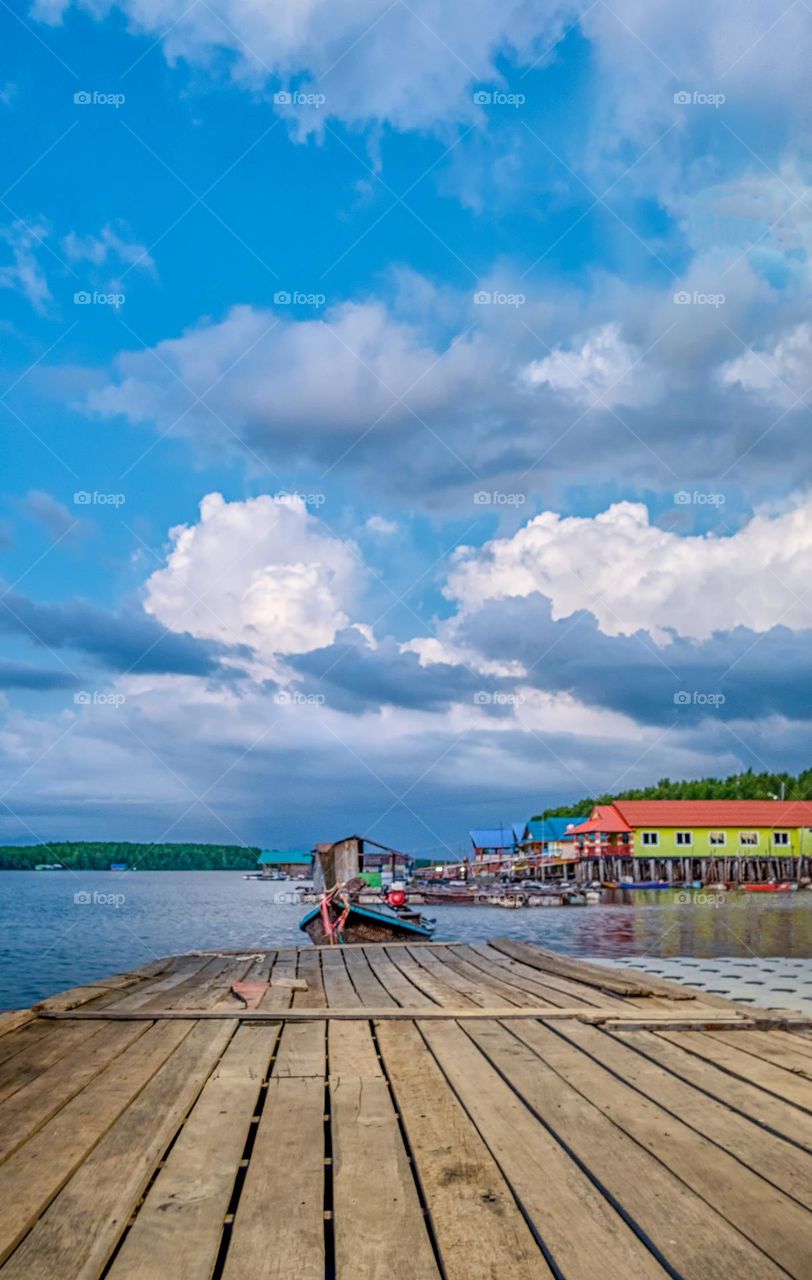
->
(443, 497), (812, 642)
(523, 323), (657, 408)
(143, 492), (365, 661)
(719, 323), (812, 409)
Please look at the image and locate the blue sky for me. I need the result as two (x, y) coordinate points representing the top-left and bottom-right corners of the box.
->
(1, 0), (811, 856)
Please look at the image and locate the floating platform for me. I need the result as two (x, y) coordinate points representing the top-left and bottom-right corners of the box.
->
(0, 940), (811, 1278)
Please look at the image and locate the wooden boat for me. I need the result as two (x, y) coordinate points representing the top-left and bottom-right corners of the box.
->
(741, 881), (796, 893)
(299, 900), (435, 944)
(621, 880), (671, 890)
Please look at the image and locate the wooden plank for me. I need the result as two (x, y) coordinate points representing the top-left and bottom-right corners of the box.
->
(320, 949), (362, 1007)
(36, 1006), (761, 1024)
(376, 1019), (551, 1279)
(101, 955), (215, 1012)
(489, 939), (696, 998)
(505, 1018), (812, 1276)
(410, 947), (520, 1007)
(0, 1020), (235, 1279)
(0, 1021), (192, 1266)
(330, 1018), (439, 1278)
(0, 1021), (53, 1068)
(0, 1013), (35, 1042)
(464, 1018), (789, 1280)
(420, 1018), (667, 1279)
(292, 949), (326, 1008)
(611, 1028), (812, 1151)
(0, 1021), (103, 1105)
(0, 1022), (149, 1164)
(461, 945), (612, 1007)
(430, 950), (538, 1007)
(552, 1020), (812, 1209)
(341, 949), (397, 1007)
(659, 1030), (812, 1110)
(360, 947), (436, 1007)
(222, 1024), (324, 1280)
(107, 1024), (276, 1280)
(704, 1029), (812, 1077)
(383, 949), (478, 1007)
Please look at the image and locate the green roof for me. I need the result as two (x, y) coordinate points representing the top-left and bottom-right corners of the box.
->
(257, 849), (313, 865)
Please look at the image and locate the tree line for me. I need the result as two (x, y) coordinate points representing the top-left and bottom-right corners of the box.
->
(0, 842), (261, 871)
(534, 767), (812, 822)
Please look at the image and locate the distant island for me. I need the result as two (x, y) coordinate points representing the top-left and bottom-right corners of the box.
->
(0, 842), (260, 871)
(534, 766), (812, 821)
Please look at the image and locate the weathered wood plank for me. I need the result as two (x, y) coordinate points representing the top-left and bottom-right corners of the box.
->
(611, 1028), (812, 1150)
(107, 1024), (275, 1280)
(361, 947), (436, 1007)
(704, 1029), (812, 1078)
(330, 1019), (438, 1278)
(0, 1021), (103, 1106)
(0, 1022), (149, 1165)
(505, 1018), (812, 1276)
(466, 1018), (790, 1280)
(488, 939), (696, 998)
(320, 949), (362, 1007)
(0, 1021), (235, 1280)
(420, 1018), (667, 1279)
(383, 948), (478, 1007)
(376, 1019), (551, 1279)
(342, 949), (397, 1007)
(557, 1020), (812, 1208)
(0, 1021), (192, 1266)
(659, 1030), (812, 1110)
(292, 949), (326, 1008)
(0, 1013), (35, 1043)
(222, 1023), (324, 1280)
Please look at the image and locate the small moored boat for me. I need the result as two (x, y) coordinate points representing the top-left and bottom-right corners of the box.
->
(299, 897), (435, 944)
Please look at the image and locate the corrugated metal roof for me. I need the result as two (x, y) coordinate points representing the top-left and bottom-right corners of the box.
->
(469, 828), (517, 849)
(257, 849), (313, 865)
(525, 816), (588, 842)
(614, 799), (812, 828)
(569, 806), (634, 835)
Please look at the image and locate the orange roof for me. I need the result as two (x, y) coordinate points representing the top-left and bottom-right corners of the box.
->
(613, 799), (812, 829)
(570, 805), (633, 835)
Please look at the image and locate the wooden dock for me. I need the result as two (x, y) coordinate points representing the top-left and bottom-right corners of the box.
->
(1, 939), (811, 1278)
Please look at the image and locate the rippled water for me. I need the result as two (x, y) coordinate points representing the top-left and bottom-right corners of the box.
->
(1, 870), (811, 1009)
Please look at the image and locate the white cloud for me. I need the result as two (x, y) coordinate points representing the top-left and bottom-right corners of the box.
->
(0, 220), (51, 313)
(144, 491), (364, 662)
(62, 223), (155, 272)
(719, 323), (812, 409)
(443, 497), (812, 642)
(523, 323), (656, 408)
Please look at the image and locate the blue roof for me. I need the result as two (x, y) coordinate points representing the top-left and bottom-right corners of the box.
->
(258, 849), (313, 865)
(525, 817), (588, 843)
(469, 827), (518, 850)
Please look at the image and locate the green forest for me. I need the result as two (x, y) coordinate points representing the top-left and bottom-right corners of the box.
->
(534, 767), (812, 822)
(0, 842), (260, 871)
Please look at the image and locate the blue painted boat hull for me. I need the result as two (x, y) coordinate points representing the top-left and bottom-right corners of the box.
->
(299, 902), (435, 945)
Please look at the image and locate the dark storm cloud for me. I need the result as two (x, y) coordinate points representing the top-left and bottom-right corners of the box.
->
(0, 588), (251, 679)
(0, 660), (78, 691)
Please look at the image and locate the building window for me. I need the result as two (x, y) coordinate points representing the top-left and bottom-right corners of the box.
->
(708, 831), (726, 846)
(675, 831), (693, 846)
(640, 831), (659, 846)
(739, 831), (759, 846)
(773, 831), (790, 846)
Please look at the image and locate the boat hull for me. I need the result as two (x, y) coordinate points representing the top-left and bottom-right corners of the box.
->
(299, 903), (435, 944)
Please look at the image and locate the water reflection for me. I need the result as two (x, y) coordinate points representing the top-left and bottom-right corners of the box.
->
(1, 871), (810, 1008)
